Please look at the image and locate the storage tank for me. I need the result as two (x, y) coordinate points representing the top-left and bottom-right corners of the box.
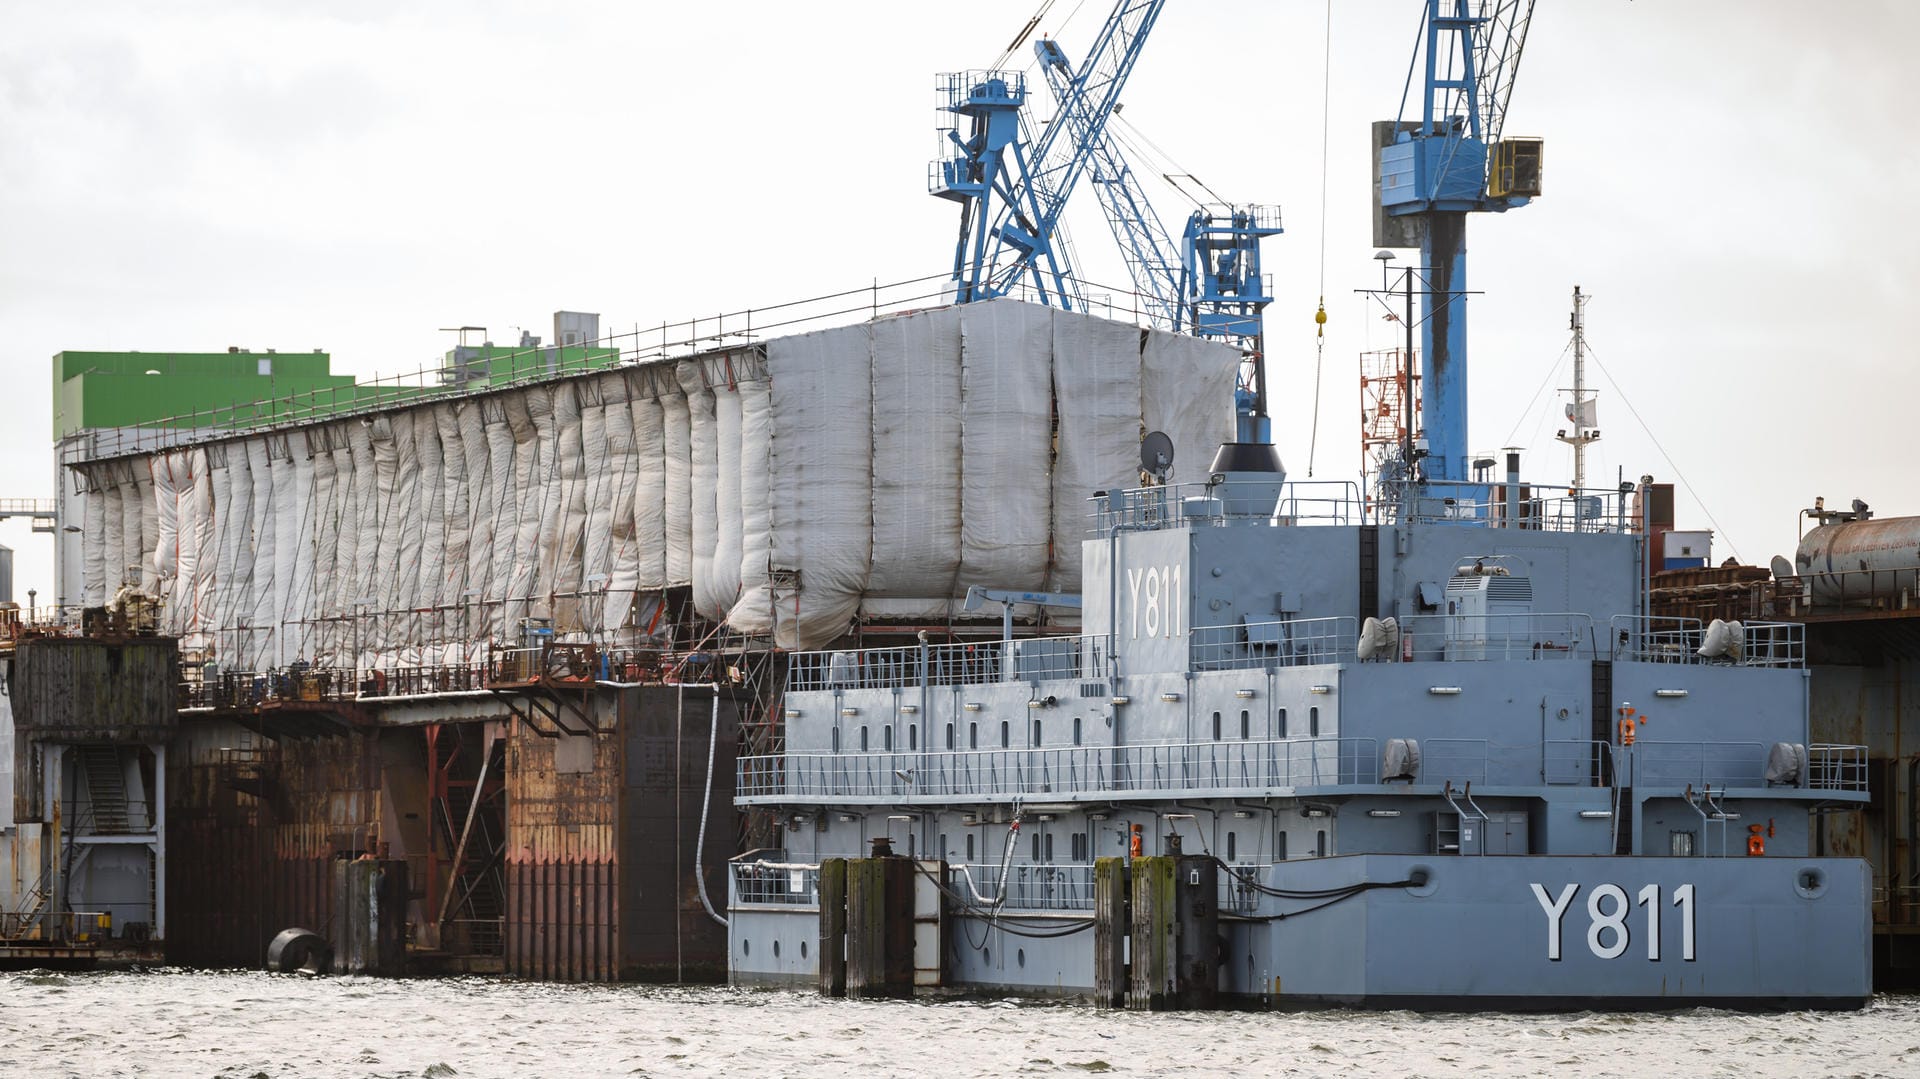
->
(1793, 516), (1920, 605)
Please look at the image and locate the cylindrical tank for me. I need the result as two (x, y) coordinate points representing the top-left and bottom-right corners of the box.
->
(1793, 517), (1920, 604)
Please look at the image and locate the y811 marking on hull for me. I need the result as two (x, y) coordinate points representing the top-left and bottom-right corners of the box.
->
(1532, 882), (1696, 962)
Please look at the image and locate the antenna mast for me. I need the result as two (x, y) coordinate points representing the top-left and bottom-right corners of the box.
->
(1555, 285), (1599, 490)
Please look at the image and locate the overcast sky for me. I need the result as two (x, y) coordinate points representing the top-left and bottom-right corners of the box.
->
(3, 0), (1915, 600)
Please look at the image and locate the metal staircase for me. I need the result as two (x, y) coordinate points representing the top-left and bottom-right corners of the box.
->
(75, 746), (132, 833)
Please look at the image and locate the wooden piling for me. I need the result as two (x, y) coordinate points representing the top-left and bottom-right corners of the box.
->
(1093, 857), (1128, 1009)
(1128, 855), (1175, 1010)
(817, 857), (847, 997)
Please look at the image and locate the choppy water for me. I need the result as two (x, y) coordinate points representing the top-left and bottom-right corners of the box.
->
(0, 971), (1915, 1079)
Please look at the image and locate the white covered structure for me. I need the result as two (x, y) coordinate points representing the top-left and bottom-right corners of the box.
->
(72, 300), (1237, 668)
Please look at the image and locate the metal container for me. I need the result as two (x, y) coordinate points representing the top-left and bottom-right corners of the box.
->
(1795, 517), (1920, 605)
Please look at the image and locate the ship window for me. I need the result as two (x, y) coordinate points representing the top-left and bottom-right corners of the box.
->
(970, 722), (978, 749)
(1227, 831), (1238, 861)
(1073, 716), (1082, 745)
(860, 726), (869, 752)
(1278, 708), (1288, 738)
(907, 725), (916, 751)
(1001, 721), (1010, 749)
(1212, 710), (1222, 741)
(1071, 832), (1088, 861)
(832, 727), (840, 753)
(883, 726), (893, 751)
(945, 723), (955, 750)
(1240, 709), (1250, 740)
(907, 833), (915, 858)
(1032, 832), (1041, 861)
(1670, 831), (1696, 857)
(1276, 831), (1288, 861)
(940, 833), (949, 859)
(1309, 706), (1320, 737)
(1031, 718), (1042, 747)
(1316, 829), (1327, 857)
(1044, 833), (1054, 861)
(967, 833), (976, 861)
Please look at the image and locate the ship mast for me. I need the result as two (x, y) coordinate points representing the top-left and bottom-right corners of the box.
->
(1555, 285), (1599, 490)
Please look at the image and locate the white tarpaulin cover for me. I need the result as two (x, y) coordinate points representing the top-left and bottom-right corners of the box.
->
(76, 299), (1236, 665)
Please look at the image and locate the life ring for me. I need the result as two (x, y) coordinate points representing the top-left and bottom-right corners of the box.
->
(1618, 716), (1636, 746)
(1747, 825), (1765, 857)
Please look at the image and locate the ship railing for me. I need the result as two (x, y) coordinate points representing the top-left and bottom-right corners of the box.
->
(1190, 616), (1356, 671)
(954, 863), (1095, 912)
(1092, 480), (1363, 534)
(1418, 738), (1491, 785)
(1218, 863), (1274, 915)
(1390, 612), (1596, 661)
(786, 634), (1108, 693)
(1627, 740), (1771, 789)
(1544, 739), (1619, 786)
(1397, 482), (1631, 535)
(736, 737), (1381, 800)
(728, 859), (821, 908)
(1807, 743), (1869, 792)
(1608, 615), (1804, 669)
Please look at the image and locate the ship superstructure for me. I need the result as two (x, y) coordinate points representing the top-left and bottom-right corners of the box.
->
(728, 441), (1874, 1008)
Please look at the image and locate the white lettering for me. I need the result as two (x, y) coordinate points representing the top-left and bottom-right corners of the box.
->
(1637, 884), (1661, 961)
(1143, 568), (1162, 638)
(1586, 884), (1631, 959)
(1673, 883), (1696, 962)
(1535, 882), (1698, 962)
(1167, 563), (1183, 638)
(1531, 882), (1579, 961)
(1126, 567), (1144, 640)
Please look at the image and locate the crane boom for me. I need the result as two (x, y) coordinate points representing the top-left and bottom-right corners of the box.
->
(931, 1), (1165, 309)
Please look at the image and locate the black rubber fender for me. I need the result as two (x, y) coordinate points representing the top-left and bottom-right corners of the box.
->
(267, 927), (334, 975)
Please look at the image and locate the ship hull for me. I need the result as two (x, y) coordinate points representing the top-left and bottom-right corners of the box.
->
(732, 853), (1872, 1010)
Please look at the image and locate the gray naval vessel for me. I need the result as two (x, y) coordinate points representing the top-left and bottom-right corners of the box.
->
(726, 440), (1873, 1009)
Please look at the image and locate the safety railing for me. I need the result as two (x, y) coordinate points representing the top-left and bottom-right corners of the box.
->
(1608, 615), (1804, 669)
(956, 863), (1094, 912)
(736, 737), (1381, 801)
(0, 910), (113, 945)
(1190, 616), (1355, 671)
(729, 860), (821, 908)
(1418, 738), (1490, 785)
(486, 642), (599, 684)
(1394, 482), (1632, 535)
(180, 665), (359, 710)
(1218, 863), (1274, 915)
(1396, 612), (1595, 661)
(1808, 744), (1869, 792)
(1628, 740), (1771, 789)
(1544, 739), (1617, 787)
(787, 634), (1108, 693)
(1094, 480), (1363, 534)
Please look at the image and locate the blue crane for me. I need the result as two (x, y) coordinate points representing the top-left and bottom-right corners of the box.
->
(934, 1), (1283, 443)
(930, 1), (1165, 311)
(1376, 0), (1540, 483)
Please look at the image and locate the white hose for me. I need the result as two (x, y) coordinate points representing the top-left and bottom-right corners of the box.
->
(694, 683), (728, 927)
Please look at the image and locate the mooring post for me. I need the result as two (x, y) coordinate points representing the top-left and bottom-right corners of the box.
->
(1128, 853), (1175, 1010)
(846, 838), (913, 999)
(818, 857), (848, 997)
(1093, 856), (1129, 1009)
(1174, 853), (1219, 1010)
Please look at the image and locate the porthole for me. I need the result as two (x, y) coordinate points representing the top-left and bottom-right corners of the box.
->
(1017, 948), (1026, 968)
(1796, 866), (1828, 900)
(800, 940), (809, 959)
(773, 939), (782, 958)
(742, 938), (751, 956)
